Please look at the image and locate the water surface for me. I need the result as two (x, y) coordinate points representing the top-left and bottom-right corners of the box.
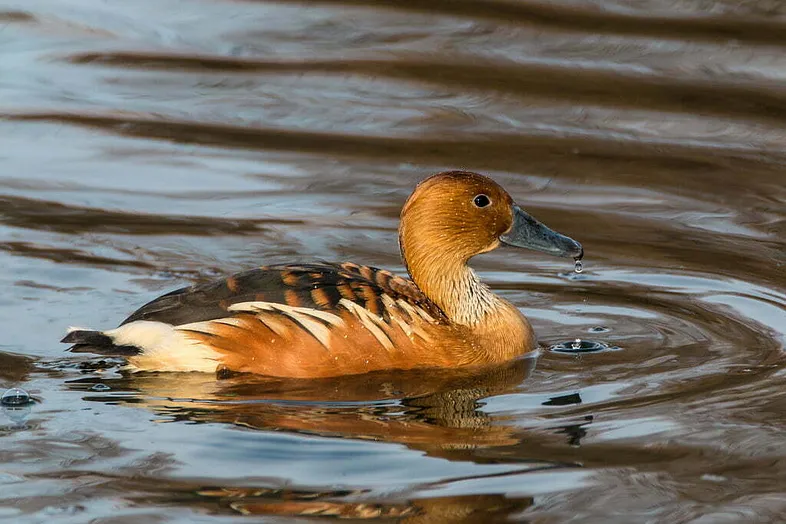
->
(1, 0), (785, 522)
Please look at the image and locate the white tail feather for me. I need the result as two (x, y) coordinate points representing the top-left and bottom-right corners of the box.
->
(105, 321), (220, 372)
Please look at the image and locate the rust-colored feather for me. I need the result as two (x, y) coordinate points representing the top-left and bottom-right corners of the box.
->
(281, 270), (299, 287)
(284, 289), (301, 307)
(311, 287), (331, 308)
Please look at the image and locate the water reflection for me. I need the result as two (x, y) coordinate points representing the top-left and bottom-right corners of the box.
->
(60, 355), (583, 518)
(67, 356), (577, 454)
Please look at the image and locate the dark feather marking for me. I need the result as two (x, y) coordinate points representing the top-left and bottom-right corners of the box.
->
(322, 286), (342, 308)
(62, 329), (112, 346)
(62, 329), (141, 356)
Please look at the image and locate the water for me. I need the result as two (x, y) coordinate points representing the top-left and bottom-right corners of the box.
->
(1, 0), (785, 522)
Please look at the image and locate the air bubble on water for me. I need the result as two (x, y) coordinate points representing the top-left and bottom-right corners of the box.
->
(574, 260), (583, 273)
(90, 384), (111, 392)
(589, 326), (610, 333)
(550, 339), (613, 353)
(1, 388), (31, 407)
(2, 388), (32, 426)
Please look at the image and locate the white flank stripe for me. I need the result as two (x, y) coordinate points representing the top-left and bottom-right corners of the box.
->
(339, 299), (394, 351)
(176, 320), (223, 336)
(212, 317), (246, 328)
(286, 310), (332, 349)
(390, 316), (413, 338)
(257, 315), (289, 337)
(395, 299), (419, 320)
(228, 301), (345, 327)
(396, 299), (436, 323)
(227, 301), (338, 348)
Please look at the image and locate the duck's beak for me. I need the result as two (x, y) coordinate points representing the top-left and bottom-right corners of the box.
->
(499, 205), (583, 259)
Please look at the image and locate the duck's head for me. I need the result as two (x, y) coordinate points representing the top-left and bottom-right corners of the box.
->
(399, 171), (583, 266)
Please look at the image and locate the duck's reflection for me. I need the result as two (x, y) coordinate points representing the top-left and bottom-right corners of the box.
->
(224, 493), (530, 522)
(76, 356), (541, 452)
(68, 355), (589, 520)
(0, 350), (34, 384)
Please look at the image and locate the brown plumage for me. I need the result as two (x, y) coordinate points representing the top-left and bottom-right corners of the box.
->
(62, 171), (583, 378)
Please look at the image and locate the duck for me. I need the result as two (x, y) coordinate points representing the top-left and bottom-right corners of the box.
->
(62, 170), (583, 379)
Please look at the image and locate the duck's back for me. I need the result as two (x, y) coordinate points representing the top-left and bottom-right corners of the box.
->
(122, 262), (442, 327)
(65, 263), (455, 377)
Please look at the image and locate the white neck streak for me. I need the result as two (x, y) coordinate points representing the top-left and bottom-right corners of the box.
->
(405, 252), (502, 326)
(440, 266), (501, 325)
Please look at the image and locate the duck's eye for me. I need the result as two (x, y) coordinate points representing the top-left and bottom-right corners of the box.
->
(473, 194), (491, 208)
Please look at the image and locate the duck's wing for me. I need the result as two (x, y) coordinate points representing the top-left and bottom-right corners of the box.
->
(121, 262), (445, 327)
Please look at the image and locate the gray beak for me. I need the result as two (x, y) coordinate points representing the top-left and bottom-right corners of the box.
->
(499, 205), (583, 259)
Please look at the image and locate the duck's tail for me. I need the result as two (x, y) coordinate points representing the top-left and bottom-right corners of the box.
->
(62, 321), (222, 372)
(61, 327), (141, 356)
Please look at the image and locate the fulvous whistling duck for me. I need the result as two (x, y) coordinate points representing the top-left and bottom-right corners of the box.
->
(62, 171), (583, 378)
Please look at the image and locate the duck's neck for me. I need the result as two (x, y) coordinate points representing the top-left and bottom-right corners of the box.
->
(400, 241), (501, 326)
(398, 224), (535, 360)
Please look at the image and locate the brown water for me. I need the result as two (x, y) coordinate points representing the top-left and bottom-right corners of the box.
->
(1, 0), (786, 522)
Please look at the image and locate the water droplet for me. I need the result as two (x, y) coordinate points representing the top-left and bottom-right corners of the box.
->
(574, 260), (583, 273)
(90, 384), (111, 392)
(1, 388), (31, 407)
(551, 339), (613, 353)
